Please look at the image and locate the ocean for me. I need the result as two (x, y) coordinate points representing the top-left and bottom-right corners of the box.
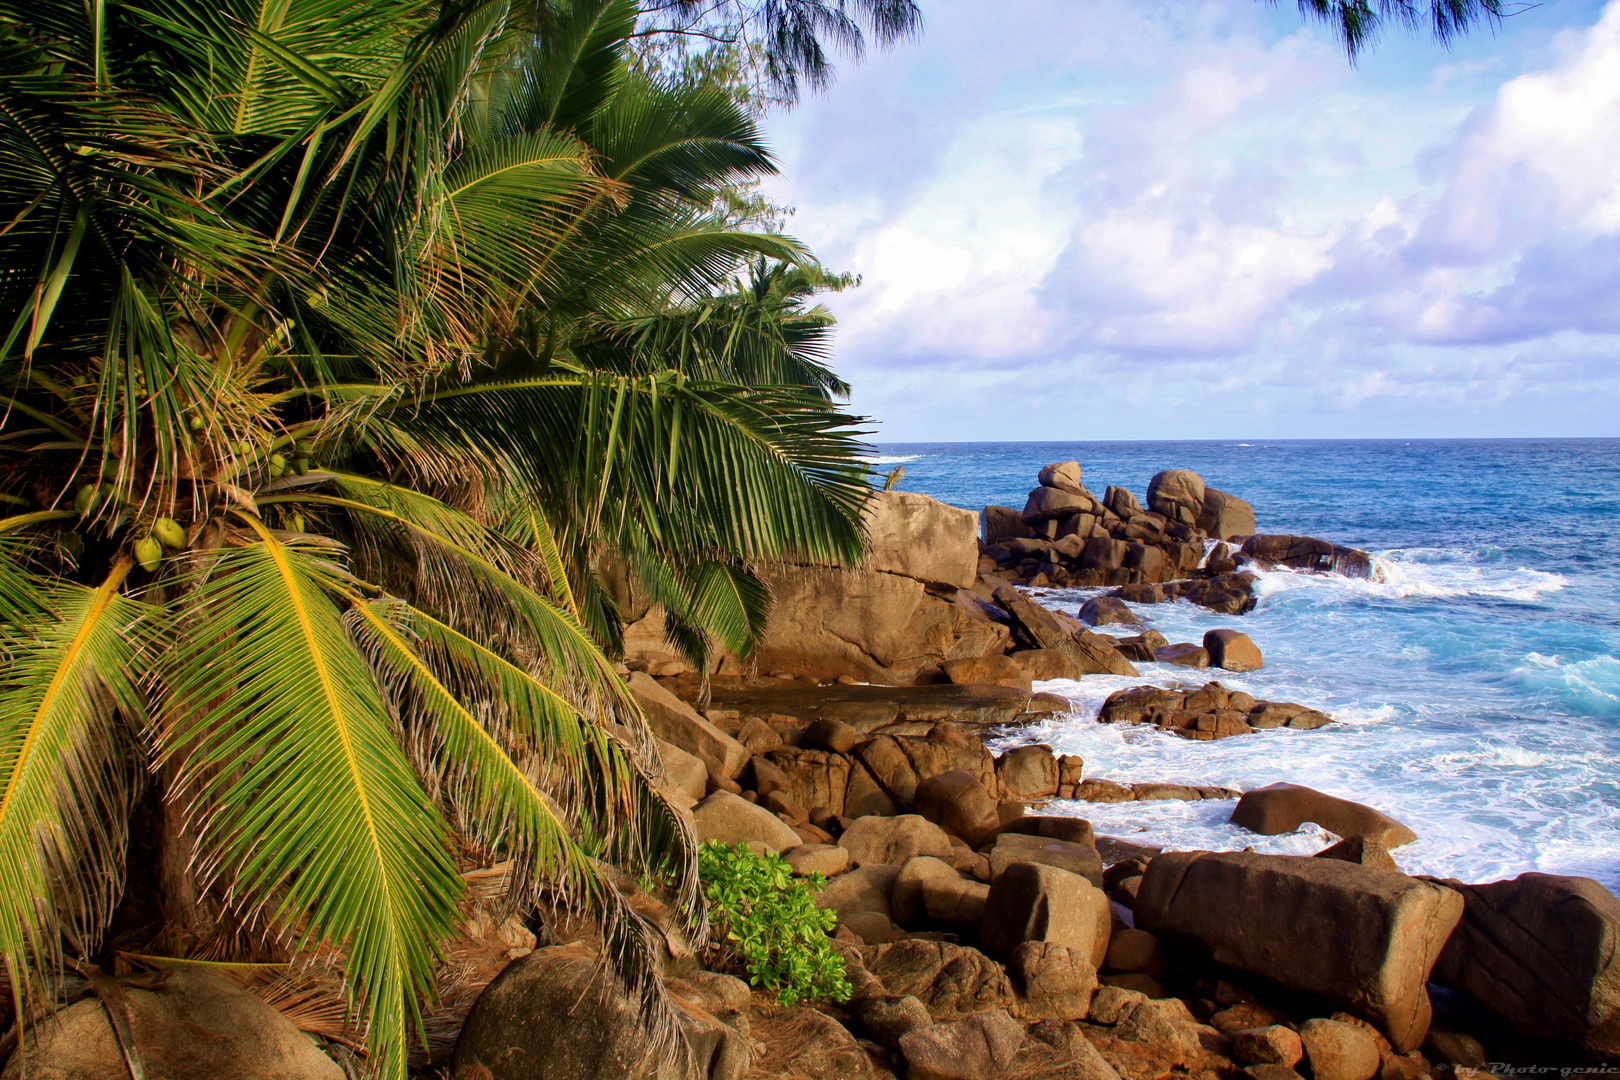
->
(869, 439), (1620, 889)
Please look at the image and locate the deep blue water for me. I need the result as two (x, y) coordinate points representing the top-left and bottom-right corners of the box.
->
(870, 440), (1620, 888)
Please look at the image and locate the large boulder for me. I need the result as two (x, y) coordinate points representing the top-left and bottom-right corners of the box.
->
(981, 863), (1112, 968)
(986, 833), (1103, 888)
(1203, 629), (1263, 672)
(863, 490), (979, 590)
(1037, 461), (1085, 495)
(983, 505), (1033, 545)
(941, 654), (1032, 691)
(1428, 872), (1620, 1054)
(629, 673), (747, 781)
(748, 565), (1011, 685)
(691, 791), (802, 852)
(0, 967), (343, 1080)
(762, 747), (850, 814)
(654, 737), (708, 804)
(1145, 470), (1205, 528)
(1240, 534), (1377, 579)
(1022, 486), (1095, 525)
(991, 587), (1138, 678)
(1230, 783), (1417, 848)
(863, 940), (1019, 1020)
(840, 814), (955, 868)
(1199, 487), (1256, 541)
(898, 1009), (1025, 1080)
(1078, 596), (1141, 628)
(914, 769), (1000, 847)
(817, 864), (903, 925)
(854, 726), (996, 810)
(995, 745), (1060, 801)
(1298, 1018), (1380, 1080)
(1134, 851), (1462, 1051)
(1008, 941), (1100, 1020)
(452, 945), (747, 1080)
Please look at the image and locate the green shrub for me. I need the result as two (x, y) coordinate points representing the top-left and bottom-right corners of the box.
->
(697, 841), (852, 1006)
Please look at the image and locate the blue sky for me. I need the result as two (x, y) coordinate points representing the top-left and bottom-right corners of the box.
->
(758, 0), (1620, 441)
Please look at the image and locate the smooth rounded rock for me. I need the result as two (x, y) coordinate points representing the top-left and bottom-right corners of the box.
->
(1299, 1018), (1381, 1080)
(1204, 628), (1263, 672)
(1232, 1025), (1305, 1068)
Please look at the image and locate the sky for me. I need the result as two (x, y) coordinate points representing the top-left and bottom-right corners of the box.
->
(757, 0), (1620, 441)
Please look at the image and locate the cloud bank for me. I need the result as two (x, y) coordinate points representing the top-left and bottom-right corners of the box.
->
(760, 0), (1620, 439)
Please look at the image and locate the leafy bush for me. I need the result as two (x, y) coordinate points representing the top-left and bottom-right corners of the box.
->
(698, 841), (852, 1006)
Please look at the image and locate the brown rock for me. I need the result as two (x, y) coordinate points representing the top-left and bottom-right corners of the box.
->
(1230, 783), (1418, 848)
(1079, 596), (1142, 627)
(1300, 1018), (1381, 1080)
(785, 843), (851, 878)
(942, 654), (1033, 691)
(753, 1005), (876, 1080)
(1024, 485), (1095, 524)
(1199, 486), (1257, 541)
(915, 769), (1001, 848)
(735, 715), (783, 754)
(0, 967), (344, 1080)
(654, 737), (708, 803)
(989, 815), (1096, 848)
(863, 940), (1019, 1020)
(1038, 461), (1085, 494)
(762, 788), (808, 822)
(996, 745), (1060, 801)
(1098, 973), (1167, 999)
(981, 862), (1111, 967)
(1241, 1067), (1307, 1080)
(898, 1009), (1025, 1080)
(764, 747), (850, 814)
(1429, 871), (1620, 1054)
(1155, 643), (1210, 668)
(1232, 1025), (1305, 1068)
(1009, 941), (1100, 1020)
(864, 489), (981, 589)
(1135, 851), (1462, 1051)
(1104, 928), (1167, 977)
(802, 717), (863, 754)
(856, 994), (934, 1046)
(844, 761), (899, 818)
(1240, 534), (1376, 579)
(991, 587), (1140, 678)
(693, 790), (803, 851)
(1075, 778), (1133, 802)
(1204, 628), (1263, 672)
(1146, 470), (1206, 527)
(452, 945), (748, 1080)
(987, 832), (1104, 887)
(1211, 1002), (1293, 1036)
(1315, 836), (1399, 871)
(923, 876), (991, 926)
(817, 864), (903, 924)
(841, 814), (955, 868)
(983, 505), (1034, 545)
(1010, 648), (1082, 681)
(892, 856), (964, 926)
(628, 671), (748, 780)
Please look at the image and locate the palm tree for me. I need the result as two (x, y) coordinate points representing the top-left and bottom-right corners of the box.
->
(0, 0), (870, 1074)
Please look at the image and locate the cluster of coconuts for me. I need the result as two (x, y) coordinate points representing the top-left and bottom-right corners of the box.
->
(134, 517), (187, 572)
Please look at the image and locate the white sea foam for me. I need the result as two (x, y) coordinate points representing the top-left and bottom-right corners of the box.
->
(861, 454), (922, 465)
(1246, 553), (1567, 604)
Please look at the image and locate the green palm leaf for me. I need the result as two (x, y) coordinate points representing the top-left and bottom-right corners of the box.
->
(164, 520), (461, 1078)
(0, 558), (150, 1012)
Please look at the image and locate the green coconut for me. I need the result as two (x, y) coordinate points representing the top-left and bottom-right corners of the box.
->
(152, 518), (187, 549)
(134, 536), (163, 572)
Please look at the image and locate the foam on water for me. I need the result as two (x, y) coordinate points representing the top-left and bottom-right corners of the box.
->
(1000, 545), (1620, 888)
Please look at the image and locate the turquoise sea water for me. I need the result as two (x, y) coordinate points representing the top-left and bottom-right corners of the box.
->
(870, 440), (1620, 888)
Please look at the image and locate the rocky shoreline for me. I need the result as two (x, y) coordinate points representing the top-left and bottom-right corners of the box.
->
(14, 464), (1615, 1080)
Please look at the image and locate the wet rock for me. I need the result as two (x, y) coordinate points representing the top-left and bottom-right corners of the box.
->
(981, 862), (1112, 967)
(1240, 534), (1376, 579)
(840, 814), (955, 867)
(1135, 851), (1461, 1051)
(1315, 836), (1399, 871)
(1154, 642), (1210, 668)
(1230, 783), (1417, 848)
(941, 654), (1032, 691)
(1429, 871), (1620, 1055)
(1204, 628), (1263, 672)
(991, 586), (1140, 677)
(1299, 1018), (1381, 1080)
(898, 1008), (1025, 1080)
(693, 790), (802, 851)
(1, 967), (344, 1080)
(1079, 596), (1141, 627)
(863, 940), (1019, 1020)
(995, 744), (1060, 801)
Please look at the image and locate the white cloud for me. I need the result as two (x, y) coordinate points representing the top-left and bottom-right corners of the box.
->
(761, 0), (1620, 438)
